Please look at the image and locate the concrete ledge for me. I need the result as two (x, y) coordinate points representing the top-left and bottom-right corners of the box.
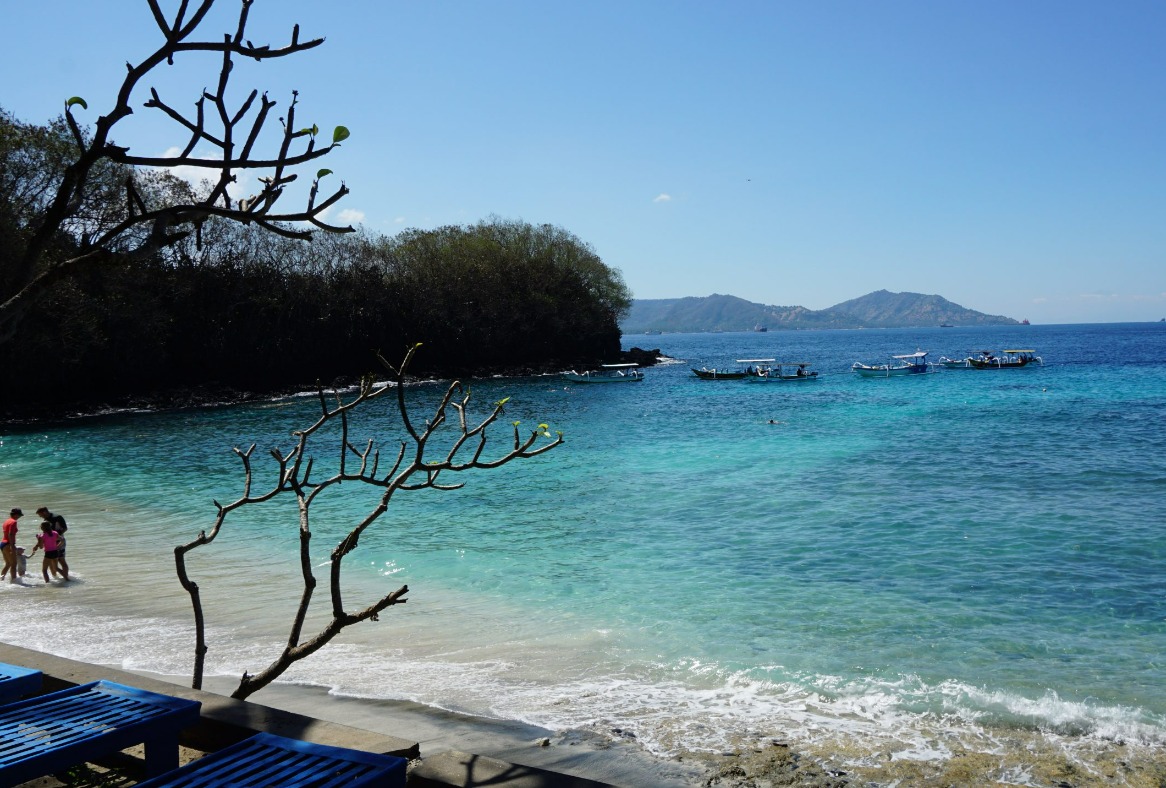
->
(409, 751), (616, 788)
(0, 642), (419, 760)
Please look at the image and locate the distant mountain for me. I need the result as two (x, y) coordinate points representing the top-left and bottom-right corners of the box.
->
(829, 290), (1018, 328)
(620, 291), (1018, 334)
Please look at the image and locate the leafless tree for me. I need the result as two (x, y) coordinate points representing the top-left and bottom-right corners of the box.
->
(0, 0), (352, 344)
(174, 345), (564, 700)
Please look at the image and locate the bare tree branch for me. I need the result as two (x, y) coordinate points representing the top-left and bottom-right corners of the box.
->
(175, 347), (563, 699)
(1, 0), (352, 343)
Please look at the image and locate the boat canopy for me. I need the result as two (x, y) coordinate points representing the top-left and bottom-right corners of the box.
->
(600, 363), (640, 369)
(735, 358), (775, 363)
(1002, 349), (1036, 354)
(892, 351), (929, 360)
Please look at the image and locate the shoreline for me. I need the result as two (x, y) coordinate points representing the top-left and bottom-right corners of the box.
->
(182, 675), (1166, 788)
(0, 348), (665, 425)
(173, 674), (708, 788)
(8, 648), (1166, 788)
(40, 665), (1166, 788)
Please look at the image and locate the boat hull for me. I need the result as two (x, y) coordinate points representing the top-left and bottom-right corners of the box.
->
(691, 369), (748, 380)
(746, 372), (820, 382)
(967, 359), (1033, 369)
(563, 373), (643, 384)
(852, 364), (934, 377)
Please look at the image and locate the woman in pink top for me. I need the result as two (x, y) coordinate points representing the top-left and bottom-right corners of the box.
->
(30, 520), (63, 583)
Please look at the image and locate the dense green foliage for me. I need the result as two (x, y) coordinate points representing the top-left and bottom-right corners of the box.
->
(0, 109), (631, 417)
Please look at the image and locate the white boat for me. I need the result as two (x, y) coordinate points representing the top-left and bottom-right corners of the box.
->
(746, 361), (819, 382)
(692, 358), (774, 380)
(852, 351), (936, 377)
(937, 352), (979, 369)
(562, 363), (644, 383)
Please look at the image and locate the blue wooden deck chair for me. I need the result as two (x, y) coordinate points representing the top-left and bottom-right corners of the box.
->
(133, 731), (408, 787)
(0, 662), (41, 704)
(0, 680), (201, 787)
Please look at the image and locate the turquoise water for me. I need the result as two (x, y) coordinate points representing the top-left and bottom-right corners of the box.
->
(1, 322), (1165, 766)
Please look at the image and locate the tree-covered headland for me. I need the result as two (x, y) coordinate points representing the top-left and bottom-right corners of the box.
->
(2, 3), (580, 701)
(0, 106), (631, 418)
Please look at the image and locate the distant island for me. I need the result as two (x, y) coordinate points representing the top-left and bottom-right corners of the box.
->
(620, 290), (1020, 334)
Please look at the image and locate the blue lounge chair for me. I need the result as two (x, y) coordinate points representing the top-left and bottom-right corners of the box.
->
(0, 680), (201, 787)
(0, 662), (41, 704)
(133, 731), (408, 787)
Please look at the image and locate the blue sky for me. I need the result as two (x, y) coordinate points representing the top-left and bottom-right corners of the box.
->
(3, 1), (1164, 323)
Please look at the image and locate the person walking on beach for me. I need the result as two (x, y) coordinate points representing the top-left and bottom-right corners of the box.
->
(30, 521), (64, 583)
(1, 508), (22, 583)
(36, 507), (68, 578)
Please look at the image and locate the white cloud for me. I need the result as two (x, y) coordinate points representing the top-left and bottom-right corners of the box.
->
(394, 216), (406, 224)
(337, 208), (365, 226)
(318, 205), (365, 226)
(157, 146), (250, 200)
(653, 193), (672, 203)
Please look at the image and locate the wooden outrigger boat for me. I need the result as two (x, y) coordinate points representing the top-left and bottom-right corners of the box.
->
(746, 361), (819, 382)
(691, 359), (773, 380)
(938, 351), (977, 369)
(562, 363), (644, 383)
(967, 349), (1042, 369)
(852, 351), (936, 378)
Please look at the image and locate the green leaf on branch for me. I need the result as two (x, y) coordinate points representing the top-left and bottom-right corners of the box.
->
(66, 96), (88, 110)
(495, 397), (510, 406)
(316, 168), (332, 180)
(332, 125), (350, 144)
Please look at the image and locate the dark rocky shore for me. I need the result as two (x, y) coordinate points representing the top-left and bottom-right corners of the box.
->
(2, 349), (666, 424)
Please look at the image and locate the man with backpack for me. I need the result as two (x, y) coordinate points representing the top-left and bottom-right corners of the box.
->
(35, 507), (69, 579)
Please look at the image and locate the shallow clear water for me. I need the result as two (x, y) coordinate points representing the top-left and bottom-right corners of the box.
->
(2, 322), (1164, 765)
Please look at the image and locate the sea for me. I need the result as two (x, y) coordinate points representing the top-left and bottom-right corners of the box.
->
(1, 322), (1164, 784)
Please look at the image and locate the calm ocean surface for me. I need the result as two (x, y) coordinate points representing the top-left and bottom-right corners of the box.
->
(1, 322), (1164, 771)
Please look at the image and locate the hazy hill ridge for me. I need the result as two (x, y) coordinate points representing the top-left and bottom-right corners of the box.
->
(621, 290), (1018, 333)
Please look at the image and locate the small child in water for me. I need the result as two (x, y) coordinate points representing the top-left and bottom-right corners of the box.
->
(30, 521), (64, 582)
(15, 546), (26, 578)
